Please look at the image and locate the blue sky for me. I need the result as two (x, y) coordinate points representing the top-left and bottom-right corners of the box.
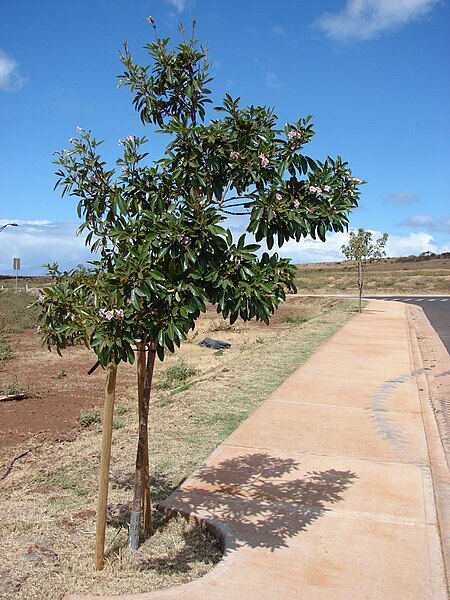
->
(1, 0), (449, 275)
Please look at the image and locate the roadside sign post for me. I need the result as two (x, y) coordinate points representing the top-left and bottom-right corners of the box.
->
(13, 257), (20, 292)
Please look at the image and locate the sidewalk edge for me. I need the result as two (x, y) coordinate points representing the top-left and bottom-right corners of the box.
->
(405, 304), (450, 596)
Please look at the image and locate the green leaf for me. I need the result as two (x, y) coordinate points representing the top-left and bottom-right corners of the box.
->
(131, 290), (141, 310)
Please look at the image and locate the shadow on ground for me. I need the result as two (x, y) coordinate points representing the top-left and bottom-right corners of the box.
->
(166, 452), (358, 550)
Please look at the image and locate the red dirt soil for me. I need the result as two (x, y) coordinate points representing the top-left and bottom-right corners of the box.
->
(0, 331), (135, 449)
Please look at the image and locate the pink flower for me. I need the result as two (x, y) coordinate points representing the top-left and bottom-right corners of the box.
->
(105, 310), (114, 321)
(293, 199), (300, 208)
(181, 234), (191, 246)
(76, 126), (83, 133)
(259, 153), (269, 168)
(309, 185), (322, 195)
(121, 167), (129, 175)
(115, 309), (124, 318)
(230, 151), (240, 160)
(275, 193), (282, 201)
(35, 325), (41, 333)
(98, 309), (107, 318)
(287, 129), (302, 141)
(324, 185), (331, 193)
(127, 135), (134, 142)
(38, 294), (45, 303)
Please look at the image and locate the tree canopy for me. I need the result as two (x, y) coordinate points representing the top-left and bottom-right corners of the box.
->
(37, 19), (364, 365)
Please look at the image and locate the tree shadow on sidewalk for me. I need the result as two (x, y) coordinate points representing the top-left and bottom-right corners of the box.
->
(166, 452), (357, 551)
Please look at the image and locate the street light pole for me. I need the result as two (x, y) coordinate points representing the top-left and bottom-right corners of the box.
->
(0, 223), (19, 233)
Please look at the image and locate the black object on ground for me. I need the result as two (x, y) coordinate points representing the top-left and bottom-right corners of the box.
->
(198, 338), (231, 349)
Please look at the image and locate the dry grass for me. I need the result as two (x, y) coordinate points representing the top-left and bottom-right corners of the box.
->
(295, 256), (450, 295)
(0, 296), (357, 599)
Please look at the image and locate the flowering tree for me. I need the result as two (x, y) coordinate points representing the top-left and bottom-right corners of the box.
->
(36, 19), (363, 567)
(341, 228), (388, 312)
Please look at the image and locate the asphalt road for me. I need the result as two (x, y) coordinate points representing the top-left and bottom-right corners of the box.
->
(368, 296), (450, 353)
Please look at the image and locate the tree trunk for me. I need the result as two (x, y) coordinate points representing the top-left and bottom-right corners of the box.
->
(128, 342), (156, 550)
(358, 259), (363, 313)
(95, 362), (118, 570)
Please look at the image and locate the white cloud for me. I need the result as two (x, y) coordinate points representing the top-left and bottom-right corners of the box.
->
(0, 49), (27, 91)
(265, 72), (281, 89)
(270, 229), (448, 264)
(397, 213), (450, 233)
(0, 219), (52, 227)
(224, 215), (449, 263)
(385, 231), (442, 256)
(316, 0), (440, 41)
(276, 231), (350, 264)
(0, 221), (96, 275)
(166, 0), (186, 12)
(384, 191), (420, 205)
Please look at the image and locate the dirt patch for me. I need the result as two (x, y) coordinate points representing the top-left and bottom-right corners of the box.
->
(0, 331), (112, 447)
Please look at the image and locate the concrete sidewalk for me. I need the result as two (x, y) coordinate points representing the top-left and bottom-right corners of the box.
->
(66, 300), (449, 600)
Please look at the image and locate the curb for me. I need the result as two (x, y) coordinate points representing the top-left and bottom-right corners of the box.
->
(405, 303), (450, 594)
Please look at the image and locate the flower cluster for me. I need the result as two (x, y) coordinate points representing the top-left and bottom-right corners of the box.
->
(98, 308), (124, 320)
(230, 150), (240, 160)
(89, 173), (101, 184)
(352, 177), (363, 185)
(259, 153), (269, 168)
(308, 185), (322, 195)
(293, 199), (300, 208)
(287, 129), (302, 141)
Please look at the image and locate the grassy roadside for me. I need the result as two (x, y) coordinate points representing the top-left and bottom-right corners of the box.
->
(295, 256), (450, 295)
(0, 291), (38, 396)
(0, 297), (358, 599)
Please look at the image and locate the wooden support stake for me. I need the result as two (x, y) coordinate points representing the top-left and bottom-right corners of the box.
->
(95, 362), (118, 571)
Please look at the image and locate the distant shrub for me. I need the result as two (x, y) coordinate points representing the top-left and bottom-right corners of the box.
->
(80, 408), (102, 428)
(162, 358), (198, 387)
(0, 379), (30, 397)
